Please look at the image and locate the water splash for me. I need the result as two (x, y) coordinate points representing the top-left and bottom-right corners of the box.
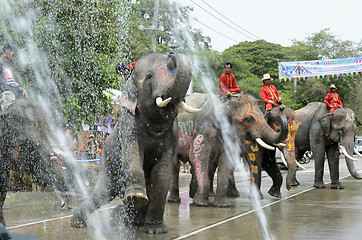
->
(170, 1), (275, 239)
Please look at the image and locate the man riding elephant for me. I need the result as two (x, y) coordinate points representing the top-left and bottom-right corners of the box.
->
(324, 84), (343, 113)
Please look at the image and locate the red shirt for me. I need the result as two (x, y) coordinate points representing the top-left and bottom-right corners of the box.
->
(219, 72), (241, 97)
(260, 84), (281, 110)
(324, 92), (343, 108)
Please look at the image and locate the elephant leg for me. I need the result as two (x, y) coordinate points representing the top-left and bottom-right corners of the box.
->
(70, 166), (117, 228)
(0, 171), (10, 226)
(208, 153), (218, 197)
(313, 145), (327, 188)
(189, 162), (197, 199)
(142, 156), (172, 234)
(123, 143), (148, 209)
(189, 135), (212, 207)
(167, 154), (182, 202)
(292, 148), (305, 186)
(227, 167), (240, 197)
(212, 152), (232, 207)
(245, 148), (263, 199)
(326, 145), (343, 189)
(71, 137), (120, 228)
(262, 150), (282, 198)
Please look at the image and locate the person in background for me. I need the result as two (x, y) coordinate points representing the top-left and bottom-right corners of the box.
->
(259, 73), (282, 112)
(219, 62), (242, 99)
(0, 43), (28, 111)
(323, 84), (343, 113)
(86, 134), (99, 160)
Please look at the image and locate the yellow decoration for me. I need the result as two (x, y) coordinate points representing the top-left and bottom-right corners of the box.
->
(248, 153), (256, 162)
(250, 177), (255, 183)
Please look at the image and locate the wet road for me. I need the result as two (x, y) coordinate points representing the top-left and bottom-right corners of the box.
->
(6, 156), (362, 240)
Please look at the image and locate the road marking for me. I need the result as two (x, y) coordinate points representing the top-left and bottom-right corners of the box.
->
(7, 206), (117, 230)
(173, 172), (353, 240)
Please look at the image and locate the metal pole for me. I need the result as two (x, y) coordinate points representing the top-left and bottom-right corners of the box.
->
(151, 0), (159, 52)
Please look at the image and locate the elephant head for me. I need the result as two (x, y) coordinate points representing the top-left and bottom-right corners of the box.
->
(265, 107), (299, 190)
(227, 94), (288, 147)
(319, 108), (362, 179)
(121, 53), (199, 133)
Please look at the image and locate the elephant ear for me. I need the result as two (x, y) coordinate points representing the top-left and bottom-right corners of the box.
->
(120, 73), (138, 114)
(318, 113), (332, 136)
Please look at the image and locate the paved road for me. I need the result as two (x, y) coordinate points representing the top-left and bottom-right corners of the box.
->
(5, 156), (362, 240)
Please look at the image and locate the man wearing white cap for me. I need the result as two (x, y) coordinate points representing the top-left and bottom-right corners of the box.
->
(259, 73), (282, 112)
(324, 84), (343, 113)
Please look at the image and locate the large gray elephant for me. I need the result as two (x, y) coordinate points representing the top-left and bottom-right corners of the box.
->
(70, 53), (198, 234)
(169, 93), (288, 207)
(294, 102), (361, 188)
(0, 99), (76, 226)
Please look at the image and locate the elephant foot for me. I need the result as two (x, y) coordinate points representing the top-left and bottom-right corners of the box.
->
(143, 222), (168, 234)
(291, 178), (300, 186)
(313, 182), (327, 188)
(125, 186), (148, 208)
(227, 188), (240, 198)
(167, 194), (181, 203)
(208, 189), (215, 197)
(212, 198), (231, 208)
(268, 187), (282, 198)
(330, 182), (344, 189)
(70, 213), (87, 228)
(192, 195), (210, 207)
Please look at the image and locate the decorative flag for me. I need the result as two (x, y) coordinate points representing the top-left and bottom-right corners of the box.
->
(278, 56), (362, 80)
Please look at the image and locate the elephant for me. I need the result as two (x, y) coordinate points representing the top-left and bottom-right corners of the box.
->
(70, 53), (199, 234)
(257, 107), (300, 195)
(293, 102), (361, 188)
(168, 92), (288, 207)
(0, 99), (77, 226)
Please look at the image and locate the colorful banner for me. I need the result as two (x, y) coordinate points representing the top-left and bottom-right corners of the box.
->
(278, 56), (362, 80)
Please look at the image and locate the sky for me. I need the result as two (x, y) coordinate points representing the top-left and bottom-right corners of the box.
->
(177, 0), (362, 52)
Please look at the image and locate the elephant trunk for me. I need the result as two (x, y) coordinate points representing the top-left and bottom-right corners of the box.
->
(152, 53), (191, 102)
(340, 136), (362, 179)
(281, 150), (298, 190)
(258, 107), (289, 145)
(341, 146), (362, 179)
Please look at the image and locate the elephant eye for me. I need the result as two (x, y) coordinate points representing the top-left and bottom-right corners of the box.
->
(146, 72), (153, 80)
(338, 128), (344, 135)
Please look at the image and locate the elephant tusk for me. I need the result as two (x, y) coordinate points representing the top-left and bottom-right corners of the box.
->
(354, 147), (362, 158)
(156, 96), (172, 108)
(177, 101), (202, 114)
(274, 143), (286, 147)
(280, 151), (288, 168)
(296, 160), (307, 170)
(255, 138), (275, 150)
(340, 146), (358, 162)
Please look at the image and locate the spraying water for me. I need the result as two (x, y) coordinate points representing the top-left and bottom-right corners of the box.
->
(1, 0), (274, 238)
(170, 1), (275, 239)
(0, 0), (138, 239)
